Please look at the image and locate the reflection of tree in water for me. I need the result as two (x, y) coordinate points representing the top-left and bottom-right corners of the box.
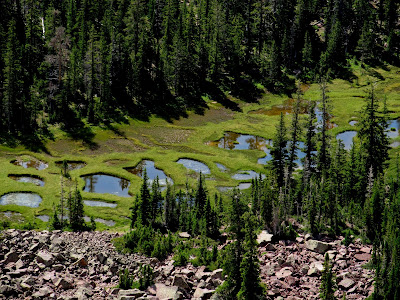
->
(246, 136), (267, 150)
(222, 132), (240, 150)
(119, 178), (130, 191)
(86, 175), (98, 193)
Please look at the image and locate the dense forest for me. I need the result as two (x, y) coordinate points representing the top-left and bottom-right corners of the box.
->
(0, 0), (399, 137)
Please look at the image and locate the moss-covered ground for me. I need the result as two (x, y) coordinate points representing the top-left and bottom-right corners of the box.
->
(1, 63), (400, 231)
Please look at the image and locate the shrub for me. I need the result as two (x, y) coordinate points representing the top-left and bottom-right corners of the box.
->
(118, 268), (134, 290)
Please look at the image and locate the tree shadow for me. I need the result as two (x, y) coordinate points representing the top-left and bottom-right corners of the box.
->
(202, 80), (241, 112)
(62, 112), (97, 149)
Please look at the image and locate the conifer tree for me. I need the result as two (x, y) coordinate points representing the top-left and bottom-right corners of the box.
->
(270, 113), (288, 187)
(319, 253), (336, 300)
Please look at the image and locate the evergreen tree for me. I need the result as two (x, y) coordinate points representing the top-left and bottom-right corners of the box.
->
(270, 113), (288, 187)
(319, 253), (336, 300)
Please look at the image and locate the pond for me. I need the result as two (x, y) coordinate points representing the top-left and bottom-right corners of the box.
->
(390, 141), (400, 148)
(387, 119), (400, 139)
(349, 120), (358, 126)
(83, 216), (115, 226)
(0, 193), (42, 207)
(81, 174), (131, 197)
(177, 159), (211, 174)
(217, 183), (252, 192)
(336, 131), (357, 150)
(216, 163), (228, 172)
(207, 132), (271, 151)
(8, 175), (45, 187)
(55, 161), (87, 171)
(36, 215), (50, 222)
(84, 200), (117, 208)
(12, 158), (48, 170)
(125, 160), (173, 186)
(232, 171), (265, 180)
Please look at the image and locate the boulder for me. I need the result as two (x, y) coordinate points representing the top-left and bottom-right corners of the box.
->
(172, 275), (190, 291)
(276, 267), (293, 279)
(306, 240), (331, 254)
(178, 232), (191, 239)
(193, 288), (215, 300)
(257, 231), (274, 246)
(338, 278), (355, 290)
(32, 286), (53, 299)
(211, 269), (223, 281)
(354, 253), (371, 261)
(153, 283), (181, 300)
(55, 278), (74, 290)
(307, 261), (324, 276)
(36, 250), (54, 267)
(118, 289), (146, 300)
(0, 285), (18, 297)
(4, 251), (19, 264)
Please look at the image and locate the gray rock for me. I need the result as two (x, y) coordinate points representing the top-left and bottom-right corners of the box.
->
(276, 267), (293, 279)
(211, 269), (223, 281)
(339, 278), (355, 290)
(307, 261), (324, 276)
(257, 230), (274, 246)
(306, 240), (331, 254)
(117, 289), (145, 300)
(32, 286), (53, 299)
(36, 250), (54, 267)
(178, 232), (191, 239)
(193, 288), (215, 300)
(153, 283), (180, 300)
(172, 275), (190, 291)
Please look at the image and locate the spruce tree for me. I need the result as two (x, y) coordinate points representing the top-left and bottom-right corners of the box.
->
(270, 112), (288, 188)
(319, 253), (336, 300)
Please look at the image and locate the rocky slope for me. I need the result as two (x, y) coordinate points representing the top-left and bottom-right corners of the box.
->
(0, 229), (374, 299)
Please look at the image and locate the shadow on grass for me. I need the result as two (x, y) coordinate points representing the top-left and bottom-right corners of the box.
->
(0, 130), (51, 154)
(62, 114), (98, 150)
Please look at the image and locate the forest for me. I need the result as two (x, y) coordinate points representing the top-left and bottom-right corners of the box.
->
(0, 0), (399, 137)
(1, 0), (400, 299)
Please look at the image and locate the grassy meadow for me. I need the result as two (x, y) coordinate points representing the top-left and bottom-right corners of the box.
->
(1, 63), (400, 231)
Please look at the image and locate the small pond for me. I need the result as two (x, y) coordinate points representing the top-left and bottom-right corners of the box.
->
(36, 215), (50, 222)
(217, 183), (252, 192)
(125, 160), (173, 186)
(232, 171), (265, 180)
(336, 131), (357, 150)
(0, 193), (42, 207)
(8, 175), (45, 187)
(84, 200), (117, 208)
(55, 161), (87, 171)
(216, 163), (228, 172)
(207, 132), (271, 151)
(387, 119), (400, 139)
(82, 174), (131, 197)
(349, 120), (358, 126)
(12, 158), (48, 170)
(177, 159), (211, 174)
(83, 216), (115, 226)
(390, 141), (400, 148)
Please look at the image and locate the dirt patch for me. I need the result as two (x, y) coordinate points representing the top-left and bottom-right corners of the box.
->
(104, 159), (131, 166)
(173, 107), (234, 127)
(139, 127), (194, 144)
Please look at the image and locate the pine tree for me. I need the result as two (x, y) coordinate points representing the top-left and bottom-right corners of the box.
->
(319, 253), (336, 300)
(270, 112), (288, 187)
(69, 185), (85, 231)
(237, 212), (266, 300)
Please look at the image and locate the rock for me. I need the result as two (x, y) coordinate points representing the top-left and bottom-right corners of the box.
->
(257, 231), (274, 246)
(73, 257), (88, 268)
(193, 288), (215, 300)
(172, 275), (190, 291)
(306, 240), (331, 254)
(359, 247), (371, 254)
(339, 278), (355, 290)
(97, 252), (107, 264)
(0, 285), (18, 297)
(178, 232), (191, 239)
(118, 289), (146, 300)
(276, 267), (293, 279)
(32, 286), (53, 299)
(211, 269), (223, 281)
(55, 278), (74, 290)
(4, 251), (19, 264)
(308, 261), (324, 276)
(36, 250), (54, 267)
(354, 253), (371, 261)
(153, 283), (181, 300)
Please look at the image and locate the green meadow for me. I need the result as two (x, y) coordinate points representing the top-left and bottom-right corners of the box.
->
(1, 63), (400, 231)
